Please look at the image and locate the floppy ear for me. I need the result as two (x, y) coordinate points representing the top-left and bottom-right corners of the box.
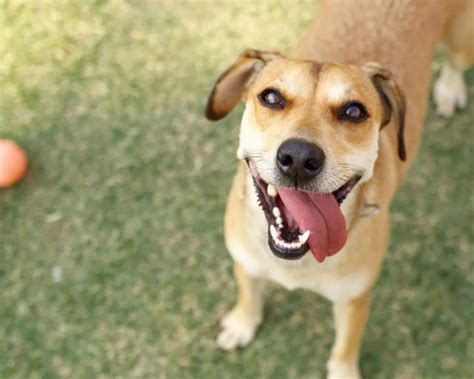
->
(205, 49), (283, 121)
(363, 63), (407, 161)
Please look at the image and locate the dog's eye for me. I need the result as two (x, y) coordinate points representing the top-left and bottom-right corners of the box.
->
(258, 88), (285, 109)
(339, 102), (368, 123)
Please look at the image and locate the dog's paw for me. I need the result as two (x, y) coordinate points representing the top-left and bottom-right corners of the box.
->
(327, 359), (361, 379)
(216, 308), (261, 351)
(433, 64), (467, 117)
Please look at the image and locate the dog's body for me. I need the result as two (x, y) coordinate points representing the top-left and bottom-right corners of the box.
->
(205, 1), (472, 378)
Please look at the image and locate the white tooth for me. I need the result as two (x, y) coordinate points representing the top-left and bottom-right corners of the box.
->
(267, 184), (277, 197)
(270, 225), (279, 241)
(276, 217), (283, 225)
(299, 230), (310, 244)
(272, 207), (281, 217)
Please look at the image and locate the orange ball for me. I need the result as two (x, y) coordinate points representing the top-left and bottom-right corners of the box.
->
(0, 140), (28, 187)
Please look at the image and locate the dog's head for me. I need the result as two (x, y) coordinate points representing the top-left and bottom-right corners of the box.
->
(206, 49), (405, 263)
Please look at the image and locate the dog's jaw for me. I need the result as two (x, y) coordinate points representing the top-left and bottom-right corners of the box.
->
(246, 160), (370, 262)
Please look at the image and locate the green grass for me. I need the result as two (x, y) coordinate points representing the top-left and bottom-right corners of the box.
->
(0, 1), (472, 378)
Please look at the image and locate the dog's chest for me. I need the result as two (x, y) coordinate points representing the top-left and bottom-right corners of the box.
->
(237, 246), (370, 303)
(229, 213), (371, 302)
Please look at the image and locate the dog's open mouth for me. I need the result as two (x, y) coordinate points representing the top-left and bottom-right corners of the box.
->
(248, 162), (361, 262)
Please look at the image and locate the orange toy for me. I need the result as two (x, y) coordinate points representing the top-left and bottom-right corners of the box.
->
(0, 140), (28, 187)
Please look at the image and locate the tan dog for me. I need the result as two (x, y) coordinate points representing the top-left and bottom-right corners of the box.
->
(205, 1), (472, 378)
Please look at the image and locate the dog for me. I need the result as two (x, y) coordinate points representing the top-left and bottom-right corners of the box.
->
(205, 1), (472, 378)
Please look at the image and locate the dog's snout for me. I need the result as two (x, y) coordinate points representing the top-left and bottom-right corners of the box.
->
(276, 139), (325, 182)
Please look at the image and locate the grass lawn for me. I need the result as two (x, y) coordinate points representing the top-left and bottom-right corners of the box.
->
(0, 1), (472, 378)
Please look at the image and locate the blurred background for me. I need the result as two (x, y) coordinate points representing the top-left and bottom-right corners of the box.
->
(0, 1), (472, 378)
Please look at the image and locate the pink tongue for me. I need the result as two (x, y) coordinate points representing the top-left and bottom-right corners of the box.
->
(276, 187), (347, 263)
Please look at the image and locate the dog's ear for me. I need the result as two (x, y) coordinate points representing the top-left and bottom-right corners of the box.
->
(363, 63), (407, 161)
(205, 49), (283, 121)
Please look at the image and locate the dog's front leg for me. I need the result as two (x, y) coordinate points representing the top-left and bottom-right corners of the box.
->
(217, 262), (266, 351)
(327, 290), (372, 379)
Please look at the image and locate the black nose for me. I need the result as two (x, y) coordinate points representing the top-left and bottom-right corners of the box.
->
(276, 139), (325, 183)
